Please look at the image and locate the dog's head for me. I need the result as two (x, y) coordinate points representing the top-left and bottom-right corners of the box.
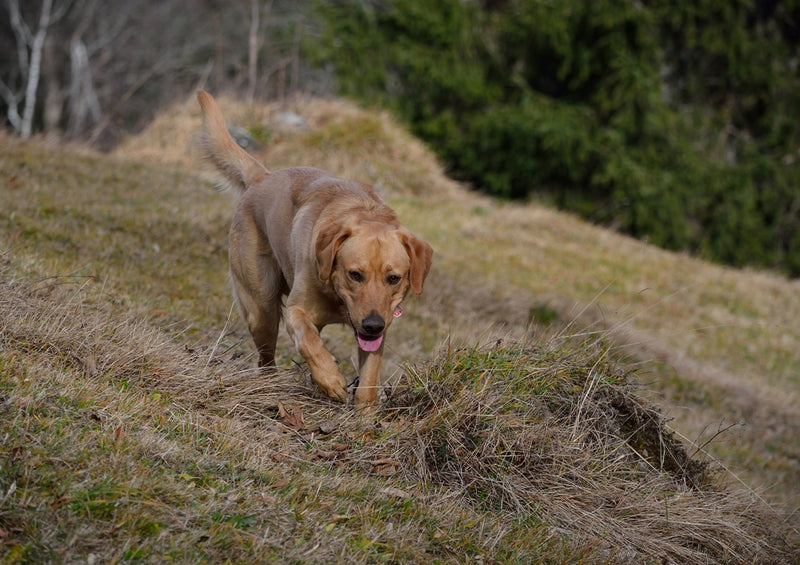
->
(316, 217), (433, 352)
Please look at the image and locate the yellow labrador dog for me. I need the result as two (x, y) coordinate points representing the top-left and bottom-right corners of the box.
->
(197, 91), (433, 409)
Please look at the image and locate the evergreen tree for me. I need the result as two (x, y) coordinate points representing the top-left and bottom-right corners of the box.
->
(312, 0), (800, 276)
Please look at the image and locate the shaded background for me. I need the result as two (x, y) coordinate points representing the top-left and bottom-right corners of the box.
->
(2, 0), (799, 276)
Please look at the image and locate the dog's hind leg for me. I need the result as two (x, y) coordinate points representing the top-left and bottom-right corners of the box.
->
(250, 303), (281, 367)
(230, 270), (283, 367)
(229, 218), (285, 367)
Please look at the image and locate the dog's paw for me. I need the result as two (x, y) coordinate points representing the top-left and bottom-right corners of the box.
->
(329, 384), (348, 403)
(316, 377), (347, 404)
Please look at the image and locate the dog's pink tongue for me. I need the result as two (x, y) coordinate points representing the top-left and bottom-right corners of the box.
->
(357, 333), (384, 352)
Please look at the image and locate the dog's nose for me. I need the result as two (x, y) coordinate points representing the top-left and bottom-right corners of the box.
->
(361, 315), (385, 336)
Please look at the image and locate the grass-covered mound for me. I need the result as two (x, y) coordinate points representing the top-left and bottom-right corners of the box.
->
(0, 271), (789, 562)
(1, 96), (798, 561)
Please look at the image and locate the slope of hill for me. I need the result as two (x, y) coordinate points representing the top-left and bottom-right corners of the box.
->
(1, 95), (798, 562)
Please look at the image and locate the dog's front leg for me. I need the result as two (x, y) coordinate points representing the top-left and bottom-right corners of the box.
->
(285, 306), (347, 403)
(355, 344), (383, 410)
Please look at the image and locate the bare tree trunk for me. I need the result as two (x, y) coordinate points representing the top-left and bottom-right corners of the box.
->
(21, 0), (53, 138)
(67, 36), (102, 138)
(0, 81), (23, 133)
(43, 34), (63, 132)
(2, 0), (30, 133)
(214, 13), (223, 93)
(246, 0), (259, 104)
(291, 22), (300, 97)
(2, 0), (71, 138)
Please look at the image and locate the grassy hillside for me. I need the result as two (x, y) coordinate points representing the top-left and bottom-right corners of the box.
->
(1, 95), (798, 562)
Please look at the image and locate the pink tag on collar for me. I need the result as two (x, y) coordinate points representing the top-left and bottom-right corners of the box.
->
(393, 306), (403, 318)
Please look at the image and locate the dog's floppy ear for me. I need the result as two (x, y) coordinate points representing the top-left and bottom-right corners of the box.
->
(316, 221), (350, 283)
(403, 231), (433, 295)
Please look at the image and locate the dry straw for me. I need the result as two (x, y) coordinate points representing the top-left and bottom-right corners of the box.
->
(0, 268), (792, 562)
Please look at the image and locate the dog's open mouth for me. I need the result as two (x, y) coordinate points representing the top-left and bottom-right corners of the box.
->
(356, 332), (384, 352)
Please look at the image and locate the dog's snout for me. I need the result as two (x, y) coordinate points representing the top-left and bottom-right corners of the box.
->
(361, 315), (385, 336)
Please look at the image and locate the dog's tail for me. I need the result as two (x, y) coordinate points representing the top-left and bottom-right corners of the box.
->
(197, 90), (268, 194)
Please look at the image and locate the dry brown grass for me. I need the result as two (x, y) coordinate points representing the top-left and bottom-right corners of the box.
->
(1, 93), (799, 562)
(0, 266), (790, 563)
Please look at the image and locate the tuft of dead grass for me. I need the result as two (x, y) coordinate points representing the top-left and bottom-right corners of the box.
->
(371, 340), (789, 562)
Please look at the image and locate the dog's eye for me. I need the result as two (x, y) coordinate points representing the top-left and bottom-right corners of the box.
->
(386, 274), (401, 286)
(348, 270), (363, 283)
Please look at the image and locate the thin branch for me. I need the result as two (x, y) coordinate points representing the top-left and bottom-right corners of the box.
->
(691, 419), (743, 458)
(0, 79), (22, 131)
(6, 0), (31, 76)
(49, 0), (73, 22)
(87, 56), (167, 146)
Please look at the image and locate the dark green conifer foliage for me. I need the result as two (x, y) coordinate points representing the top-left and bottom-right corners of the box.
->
(312, 0), (800, 276)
